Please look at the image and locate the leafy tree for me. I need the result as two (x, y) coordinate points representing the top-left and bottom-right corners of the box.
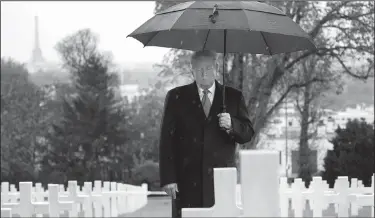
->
(1, 58), (49, 183)
(128, 87), (165, 166)
(154, 1), (374, 148)
(322, 119), (374, 187)
(42, 29), (131, 184)
(132, 160), (160, 191)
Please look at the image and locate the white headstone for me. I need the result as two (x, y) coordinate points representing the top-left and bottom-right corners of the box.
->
(240, 150), (280, 217)
(1, 208), (12, 218)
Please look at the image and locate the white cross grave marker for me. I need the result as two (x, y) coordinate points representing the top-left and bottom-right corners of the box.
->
(349, 178), (360, 216)
(93, 180), (104, 217)
(1, 182), (10, 206)
(279, 177), (289, 217)
(48, 184), (74, 217)
(110, 182), (118, 217)
(9, 185), (18, 203)
(182, 168), (241, 217)
(64, 181), (90, 217)
(335, 176), (350, 217)
(83, 181), (103, 217)
(2, 182), (49, 217)
(101, 181), (112, 217)
(309, 177), (326, 217)
(291, 178), (306, 217)
(355, 193), (374, 217)
(34, 183), (44, 202)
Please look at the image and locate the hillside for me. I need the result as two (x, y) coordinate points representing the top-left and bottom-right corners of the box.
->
(29, 63), (159, 88)
(29, 70), (71, 86)
(322, 77), (374, 110)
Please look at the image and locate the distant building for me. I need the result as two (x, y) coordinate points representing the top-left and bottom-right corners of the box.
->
(260, 100), (373, 177)
(115, 84), (148, 103)
(258, 137), (332, 178)
(26, 16), (60, 74)
(317, 104), (374, 137)
(267, 98), (301, 139)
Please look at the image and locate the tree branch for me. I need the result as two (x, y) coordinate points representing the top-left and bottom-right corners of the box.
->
(308, 1), (350, 38)
(322, 25), (354, 40)
(332, 54), (372, 79)
(308, 110), (318, 125)
(265, 77), (326, 119)
(285, 45), (373, 70)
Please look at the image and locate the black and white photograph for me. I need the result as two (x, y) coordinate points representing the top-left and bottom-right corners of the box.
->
(1, 0), (374, 217)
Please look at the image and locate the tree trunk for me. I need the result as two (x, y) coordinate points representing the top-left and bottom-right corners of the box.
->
(246, 62), (285, 149)
(298, 83), (313, 187)
(227, 54), (244, 91)
(230, 54), (244, 91)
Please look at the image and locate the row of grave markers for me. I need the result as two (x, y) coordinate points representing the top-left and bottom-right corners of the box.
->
(1, 180), (148, 217)
(182, 150), (374, 217)
(1, 150), (374, 217)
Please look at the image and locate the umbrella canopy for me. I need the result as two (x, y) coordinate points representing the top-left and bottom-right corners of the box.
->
(127, 1), (316, 55)
(128, 1), (316, 112)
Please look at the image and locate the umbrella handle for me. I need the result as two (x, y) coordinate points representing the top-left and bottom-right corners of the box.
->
(221, 99), (226, 113)
(222, 30), (227, 113)
(209, 4), (219, 23)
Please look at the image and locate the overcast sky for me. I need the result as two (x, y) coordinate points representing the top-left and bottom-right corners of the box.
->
(1, 1), (170, 66)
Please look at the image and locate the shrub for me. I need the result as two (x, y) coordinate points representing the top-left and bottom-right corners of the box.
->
(322, 119), (374, 188)
(132, 160), (161, 191)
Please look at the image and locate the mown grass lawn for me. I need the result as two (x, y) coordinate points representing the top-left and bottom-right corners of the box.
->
(122, 196), (373, 217)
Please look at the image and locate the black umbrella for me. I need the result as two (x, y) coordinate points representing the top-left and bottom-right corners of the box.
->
(127, 1), (316, 112)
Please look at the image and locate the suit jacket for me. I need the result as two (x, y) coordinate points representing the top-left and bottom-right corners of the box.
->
(159, 80), (254, 215)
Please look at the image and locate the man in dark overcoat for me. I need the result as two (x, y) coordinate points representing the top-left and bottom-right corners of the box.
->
(159, 50), (254, 218)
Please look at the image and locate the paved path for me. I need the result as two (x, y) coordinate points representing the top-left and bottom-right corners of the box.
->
(122, 196), (172, 217)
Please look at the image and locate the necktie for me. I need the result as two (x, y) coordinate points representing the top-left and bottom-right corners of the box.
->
(202, 89), (211, 117)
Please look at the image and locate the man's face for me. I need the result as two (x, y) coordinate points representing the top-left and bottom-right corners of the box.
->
(191, 57), (216, 88)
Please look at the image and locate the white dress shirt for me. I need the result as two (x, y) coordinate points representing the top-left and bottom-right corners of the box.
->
(197, 82), (215, 104)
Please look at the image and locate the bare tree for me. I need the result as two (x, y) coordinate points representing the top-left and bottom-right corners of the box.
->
(291, 55), (342, 183)
(154, 1), (374, 148)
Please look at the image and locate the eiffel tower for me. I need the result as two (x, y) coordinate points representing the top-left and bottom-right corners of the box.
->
(30, 16), (45, 66)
